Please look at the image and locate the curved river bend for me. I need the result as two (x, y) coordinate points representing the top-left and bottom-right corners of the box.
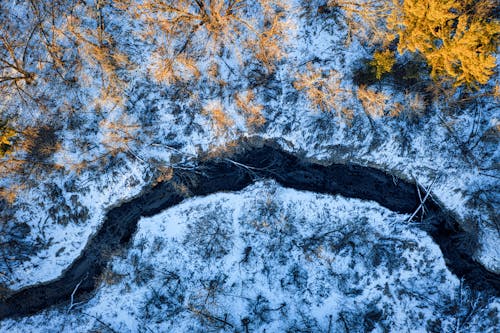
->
(1, 142), (498, 319)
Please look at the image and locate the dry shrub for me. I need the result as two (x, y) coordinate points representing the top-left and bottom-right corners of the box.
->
(0, 184), (24, 205)
(65, 160), (89, 176)
(155, 165), (174, 184)
(22, 126), (60, 162)
(202, 100), (235, 137)
(245, 9), (292, 72)
(357, 85), (390, 119)
(235, 90), (266, 130)
(100, 268), (126, 286)
(406, 92), (426, 115)
(204, 140), (240, 160)
(389, 92), (428, 122)
(328, 0), (393, 45)
(491, 84), (500, 100)
(387, 102), (402, 117)
(171, 181), (191, 198)
(150, 46), (201, 85)
(100, 113), (140, 156)
(126, 0), (293, 85)
(294, 64), (354, 123)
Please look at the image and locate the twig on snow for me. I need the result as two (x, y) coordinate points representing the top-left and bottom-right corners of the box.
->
(67, 273), (88, 313)
(407, 176), (438, 223)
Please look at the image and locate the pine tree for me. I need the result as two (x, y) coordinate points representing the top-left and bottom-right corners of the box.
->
(370, 50), (395, 79)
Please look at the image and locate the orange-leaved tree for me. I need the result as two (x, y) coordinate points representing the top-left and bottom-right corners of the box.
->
(388, 0), (499, 88)
(0, 121), (16, 158)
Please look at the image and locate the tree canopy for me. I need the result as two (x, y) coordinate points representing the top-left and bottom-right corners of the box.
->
(388, 0), (499, 87)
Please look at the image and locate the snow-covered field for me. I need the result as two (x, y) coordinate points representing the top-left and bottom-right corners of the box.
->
(2, 182), (498, 332)
(0, 0), (498, 330)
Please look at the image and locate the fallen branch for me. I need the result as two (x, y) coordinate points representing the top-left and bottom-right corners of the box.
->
(187, 306), (234, 328)
(413, 175), (425, 221)
(80, 311), (119, 333)
(407, 176), (438, 223)
(224, 158), (262, 171)
(67, 273), (88, 313)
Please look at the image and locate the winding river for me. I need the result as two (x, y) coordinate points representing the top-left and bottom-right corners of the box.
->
(0, 140), (498, 319)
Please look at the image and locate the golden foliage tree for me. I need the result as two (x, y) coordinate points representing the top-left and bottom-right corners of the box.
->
(0, 122), (15, 158)
(388, 0), (499, 87)
(370, 49), (395, 79)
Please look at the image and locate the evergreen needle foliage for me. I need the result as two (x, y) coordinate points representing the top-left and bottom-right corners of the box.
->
(388, 0), (499, 88)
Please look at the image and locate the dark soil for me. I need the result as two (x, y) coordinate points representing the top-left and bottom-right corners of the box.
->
(0, 139), (498, 319)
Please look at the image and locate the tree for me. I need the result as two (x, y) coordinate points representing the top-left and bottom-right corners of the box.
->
(124, 0), (292, 85)
(294, 64), (354, 122)
(388, 0), (499, 88)
(0, 29), (36, 86)
(0, 2), (41, 107)
(65, 11), (130, 109)
(370, 49), (395, 80)
(0, 122), (15, 158)
(234, 90), (265, 130)
(0, 0), (130, 115)
(328, 0), (393, 45)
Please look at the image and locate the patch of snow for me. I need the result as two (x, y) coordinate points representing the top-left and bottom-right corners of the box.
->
(2, 182), (497, 332)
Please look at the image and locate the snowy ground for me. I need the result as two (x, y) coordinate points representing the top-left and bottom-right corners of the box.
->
(2, 181), (498, 332)
(0, 2), (498, 330)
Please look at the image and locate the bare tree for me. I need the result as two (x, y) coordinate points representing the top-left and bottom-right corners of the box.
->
(121, 0), (293, 84)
